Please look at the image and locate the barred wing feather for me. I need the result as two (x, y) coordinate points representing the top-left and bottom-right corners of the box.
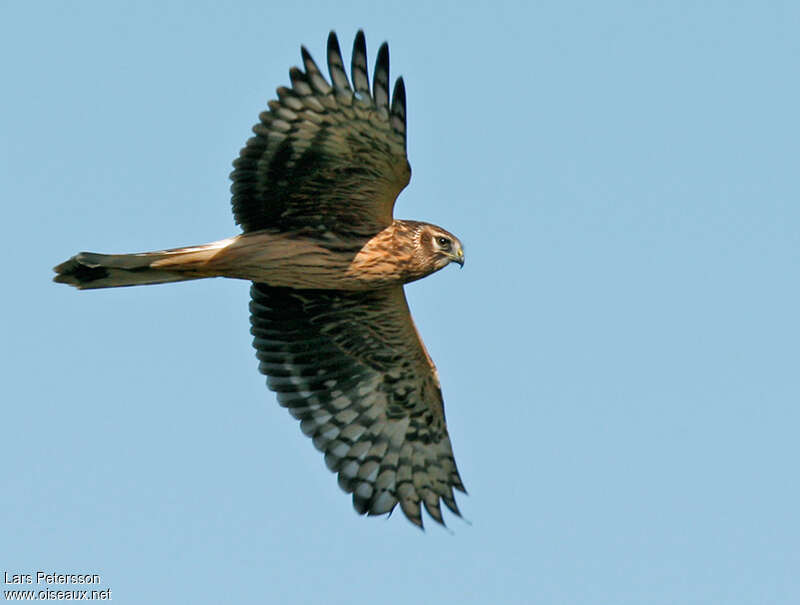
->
(249, 284), (465, 528)
(231, 30), (410, 235)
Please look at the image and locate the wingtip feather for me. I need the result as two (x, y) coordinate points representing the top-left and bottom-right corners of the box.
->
(373, 42), (390, 109)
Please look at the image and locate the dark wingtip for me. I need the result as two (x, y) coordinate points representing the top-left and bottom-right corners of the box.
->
(376, 41), (390, 75)
(393, 76), (406, 104)
(354, 29), (366, 48)
(392, 77), (406, 113)
(300, 45), (315, 69)
(327, 30), (341, 59)
(327, 30), (338, 44)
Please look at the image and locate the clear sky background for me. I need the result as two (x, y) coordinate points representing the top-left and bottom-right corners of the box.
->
(2, 1), (799, 603)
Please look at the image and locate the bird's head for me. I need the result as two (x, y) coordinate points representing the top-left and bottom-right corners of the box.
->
(419, 224), (465, 270)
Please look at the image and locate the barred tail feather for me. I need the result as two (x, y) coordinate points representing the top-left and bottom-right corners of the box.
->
(53, 240), (232, 290)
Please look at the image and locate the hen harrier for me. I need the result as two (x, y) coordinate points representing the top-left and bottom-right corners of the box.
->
(54, 31), (466, 528)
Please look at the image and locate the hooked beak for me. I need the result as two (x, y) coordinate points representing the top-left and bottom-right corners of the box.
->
(452, 247), (465, 268)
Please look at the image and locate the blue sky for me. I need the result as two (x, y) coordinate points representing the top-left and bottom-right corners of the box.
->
(2, 1), (799, 603)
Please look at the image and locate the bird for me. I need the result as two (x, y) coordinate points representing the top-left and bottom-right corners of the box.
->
(53, 30), (466, 529)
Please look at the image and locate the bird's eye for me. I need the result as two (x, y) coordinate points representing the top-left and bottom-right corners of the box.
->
(436, 236), (451, 250)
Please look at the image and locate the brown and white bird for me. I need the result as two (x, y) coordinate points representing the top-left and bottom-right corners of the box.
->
(54, 30), (466, 528)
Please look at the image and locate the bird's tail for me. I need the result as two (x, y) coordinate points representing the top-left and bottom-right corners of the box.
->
(53, 240), (233, 290)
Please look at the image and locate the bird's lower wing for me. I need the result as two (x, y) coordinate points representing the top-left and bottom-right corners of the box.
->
(249, 284), (465, 528)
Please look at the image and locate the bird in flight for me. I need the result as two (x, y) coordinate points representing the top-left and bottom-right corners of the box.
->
(54, 30), (466, 528)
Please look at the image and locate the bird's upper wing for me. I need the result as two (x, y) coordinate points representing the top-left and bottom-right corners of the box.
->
(231, 31), (410, 235)
(250, 283), (466, 528)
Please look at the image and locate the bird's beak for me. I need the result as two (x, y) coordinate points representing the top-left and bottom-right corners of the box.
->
(452, 247), (465, 268)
